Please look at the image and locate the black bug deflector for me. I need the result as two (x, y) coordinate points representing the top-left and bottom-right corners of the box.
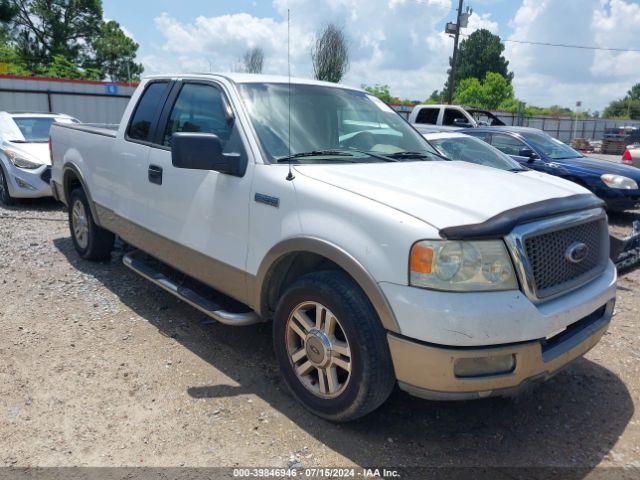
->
(439, 194), (605, 240)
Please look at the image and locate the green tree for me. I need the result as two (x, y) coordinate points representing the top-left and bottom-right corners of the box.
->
(311, 23), (349, 83)
(453, 72), (514, 110)
(87, 20), (143, 81)
(1, 0), (143, 81)
(9, 0), (103, 69)
(363, 84), (397, 104)
(445, 29), (513, 99)
(603, 98), (640, 120)
(425, 89), (444, 104)
(362, 84), (414, 105)
(627, 83), (640, 101)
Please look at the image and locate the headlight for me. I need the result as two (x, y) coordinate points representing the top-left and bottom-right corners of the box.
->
(4, 150), (42, 169)
(601, 174), (638, 190)
(410, 240), (518, 292)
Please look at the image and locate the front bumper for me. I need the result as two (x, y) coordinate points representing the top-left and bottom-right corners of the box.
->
(389, 300), (614, 400)
(2, 160), (52, 199)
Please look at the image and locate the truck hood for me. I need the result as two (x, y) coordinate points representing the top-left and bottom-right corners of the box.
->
(294, 161), (588, 230)
(5, 141), (51, 166)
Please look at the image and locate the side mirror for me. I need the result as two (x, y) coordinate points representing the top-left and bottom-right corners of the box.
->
(519, 147), (537, 160)
(453, 118), (473, 128)
(171, 132), (244, 176)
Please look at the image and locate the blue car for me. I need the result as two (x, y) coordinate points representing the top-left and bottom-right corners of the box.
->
(463, 126), (640, 211)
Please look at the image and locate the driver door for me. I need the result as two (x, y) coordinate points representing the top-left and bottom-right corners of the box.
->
(142, 80), (254, 300)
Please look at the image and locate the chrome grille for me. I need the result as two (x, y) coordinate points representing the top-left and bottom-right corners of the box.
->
(524, 220), (602, 297)
(505, 209), (609, 302)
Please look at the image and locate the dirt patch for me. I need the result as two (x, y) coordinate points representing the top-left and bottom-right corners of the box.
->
(1, 199), (639, 471)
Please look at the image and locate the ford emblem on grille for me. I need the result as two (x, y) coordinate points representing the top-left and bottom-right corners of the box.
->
(565, 241), (589, 264)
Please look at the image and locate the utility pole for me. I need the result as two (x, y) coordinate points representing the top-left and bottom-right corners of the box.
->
(446, 0), (465, 104)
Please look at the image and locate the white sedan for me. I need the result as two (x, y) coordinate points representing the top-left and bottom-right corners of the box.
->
(623, 144), (640, 169)
(0, 112), (78, 205)
(422, 131), (526, 172)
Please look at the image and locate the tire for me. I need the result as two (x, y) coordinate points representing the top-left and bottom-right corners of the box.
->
(273, 270), (396, 422)
(68, 188), (114, 261)
(0, 163), (15, 206)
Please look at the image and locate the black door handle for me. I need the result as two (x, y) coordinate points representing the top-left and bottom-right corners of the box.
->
(148, 165), (163, 185)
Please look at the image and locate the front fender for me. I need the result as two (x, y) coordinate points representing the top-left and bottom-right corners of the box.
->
(253, 236), (401, 332)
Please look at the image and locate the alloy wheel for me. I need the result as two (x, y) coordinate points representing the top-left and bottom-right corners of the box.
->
(286, 301), (352, 398)
(71, 200), (89, 249)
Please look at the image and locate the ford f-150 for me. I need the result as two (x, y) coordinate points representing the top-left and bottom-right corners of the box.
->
(50, 74), (617, 422)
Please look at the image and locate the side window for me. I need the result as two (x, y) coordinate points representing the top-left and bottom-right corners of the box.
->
(465, 131), (491, 142)
(128, 82), (169, 141)
(491, 134), (526, 156)
(164, 83), (232, 147)
(443, 108), (469, 126)
(415, 107), (439, 125)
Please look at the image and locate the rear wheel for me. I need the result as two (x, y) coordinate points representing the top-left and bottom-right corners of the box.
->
(0, 164), (15, 206)
(69, 188), (114, 261)
(273, 271), (396, 422)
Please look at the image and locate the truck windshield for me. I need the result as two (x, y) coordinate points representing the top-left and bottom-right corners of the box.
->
(521, 132), (583, 160)
(238, 83), (440, 163)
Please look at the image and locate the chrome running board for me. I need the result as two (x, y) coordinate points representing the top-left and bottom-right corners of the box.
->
(122, 250), (261, 327)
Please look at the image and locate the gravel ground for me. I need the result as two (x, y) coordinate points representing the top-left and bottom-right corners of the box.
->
(1, 199), (639, 473)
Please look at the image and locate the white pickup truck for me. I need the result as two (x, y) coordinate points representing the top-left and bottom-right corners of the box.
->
(50, 74), (616, 422)
(408, 104), (506, 132)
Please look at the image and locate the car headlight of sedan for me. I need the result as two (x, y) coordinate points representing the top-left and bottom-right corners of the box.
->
(601, 174), (638, 190)
(4, 149), (42, 170)
(410, 240), (518, 292)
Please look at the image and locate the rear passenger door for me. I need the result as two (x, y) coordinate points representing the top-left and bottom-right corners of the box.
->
(112, 80), (172, 222)
(414, 107), (440, 125)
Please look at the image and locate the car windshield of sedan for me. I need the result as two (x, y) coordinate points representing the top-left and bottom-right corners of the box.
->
(11, 117), (65, 143)
(522, 132), (583, 160)
(428, 135), (525, 172)
(238, 83), (442, 164)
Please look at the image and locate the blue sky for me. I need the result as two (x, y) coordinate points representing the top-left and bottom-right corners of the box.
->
(102, 0), (640, 111)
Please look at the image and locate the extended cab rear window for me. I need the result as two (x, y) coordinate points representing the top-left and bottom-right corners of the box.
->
(128, 82), (169, 142)
(415, 107), (439, 125)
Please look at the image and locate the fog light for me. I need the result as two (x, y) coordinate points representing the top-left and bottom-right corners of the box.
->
(15, 177), (36, 190)
(454, 354), (515, 378)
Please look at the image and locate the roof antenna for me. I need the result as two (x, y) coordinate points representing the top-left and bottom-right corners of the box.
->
(286, 8), (295, 181)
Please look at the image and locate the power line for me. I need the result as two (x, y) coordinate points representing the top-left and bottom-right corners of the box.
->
(459, 34), (640, 53)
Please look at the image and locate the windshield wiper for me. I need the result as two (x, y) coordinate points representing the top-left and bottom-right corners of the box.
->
(276, 149), (357, 163)
(8, 139), (26, 143)
(276, 149), (398, 163)
(384, 150), (450, 161)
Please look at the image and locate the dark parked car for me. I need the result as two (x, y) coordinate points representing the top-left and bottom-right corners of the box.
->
(464, 126), (640, 211)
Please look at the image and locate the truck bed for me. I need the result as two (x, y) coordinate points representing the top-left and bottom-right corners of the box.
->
(53, 122), (118, 138)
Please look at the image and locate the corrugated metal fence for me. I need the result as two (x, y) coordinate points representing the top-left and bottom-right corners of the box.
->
(0, 75), (136, 124)
(494, 112), (640, 143)
(392, 104), (640, 142)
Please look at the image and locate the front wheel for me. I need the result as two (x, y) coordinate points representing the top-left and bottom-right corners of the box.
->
(273, 271), (396, 422)
(68, 188), (115, 261)
(0, 163), (15, 206)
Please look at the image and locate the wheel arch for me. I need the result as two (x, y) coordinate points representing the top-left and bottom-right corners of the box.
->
(253, 237), (400, 333)
(62, 163), (101, 224)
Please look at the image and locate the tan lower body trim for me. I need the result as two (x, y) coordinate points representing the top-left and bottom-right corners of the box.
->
(95, 204), (252, 307)
(388, 301), (613, 400)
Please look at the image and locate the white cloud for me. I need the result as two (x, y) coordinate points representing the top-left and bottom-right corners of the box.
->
(506, 0), (640, 111)
(144, 0), (481, 101)
(142, 0), (640, 110)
